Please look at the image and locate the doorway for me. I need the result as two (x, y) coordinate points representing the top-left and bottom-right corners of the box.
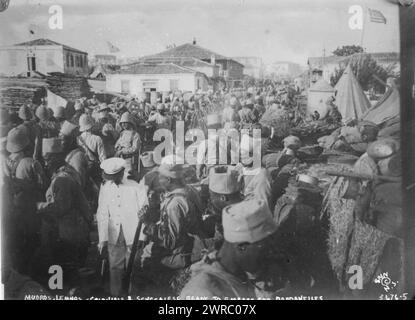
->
(27, 56), (36, 76)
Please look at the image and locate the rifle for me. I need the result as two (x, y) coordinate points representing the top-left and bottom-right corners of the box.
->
(121, 208), (147, 295)
(325, 169), (401, 183)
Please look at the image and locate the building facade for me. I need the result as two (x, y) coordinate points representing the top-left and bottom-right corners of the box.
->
(265, 61), (304, 81)
(232, 56), (264, 79)
(138, 41), (244, 88)
(307, 52), (400, 84)
(0, 38), (89, 77)
(106, 63), (209, 98)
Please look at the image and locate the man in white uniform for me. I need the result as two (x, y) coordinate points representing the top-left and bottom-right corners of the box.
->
(96, 157), (148, 296)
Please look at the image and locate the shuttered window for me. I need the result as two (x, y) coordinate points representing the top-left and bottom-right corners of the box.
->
(170, 79), (179, 91)
(121, 80), (130, 94)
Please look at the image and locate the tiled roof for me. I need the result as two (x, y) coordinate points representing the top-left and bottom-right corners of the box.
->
(142, 43), (243, 66)
(127, 57), (215, 68)
(14, 38), (87, 54)
(113, 63), (196, 75)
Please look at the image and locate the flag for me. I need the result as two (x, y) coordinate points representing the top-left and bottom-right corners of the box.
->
(107, 41), (120, 53)
(368, 8), (387, 24)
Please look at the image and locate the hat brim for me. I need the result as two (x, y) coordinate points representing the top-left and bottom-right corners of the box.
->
(79, 124), (93, 132)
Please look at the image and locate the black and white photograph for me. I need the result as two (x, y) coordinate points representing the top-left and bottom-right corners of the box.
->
(0, 0), (414, 305)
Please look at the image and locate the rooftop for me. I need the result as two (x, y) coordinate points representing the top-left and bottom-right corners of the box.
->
(308, 52), (399, 68)
(125, 56), (216, 68)
(14, 38), (87, 55)
(142, 43), (243, 67)
(113, 63), (198, 75)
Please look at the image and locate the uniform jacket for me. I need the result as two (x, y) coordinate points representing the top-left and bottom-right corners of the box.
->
(243, 167), (272, 206)
(148, 112), (172, 130)
(180, 252), (256, 299)
(115, 129), (141, 156)
(96, 178), (148, 246)
(77, 131), (107, 163)
(142, 187), (202, 269)
(17, 121), (42, 160)
(65, 147), (89, 188)
(38, 120), (60, 138)
(38, 165), (91, 245)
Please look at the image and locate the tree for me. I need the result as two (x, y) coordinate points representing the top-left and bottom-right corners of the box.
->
(330, 54), (395, 93)
(333, 45), (364, 57)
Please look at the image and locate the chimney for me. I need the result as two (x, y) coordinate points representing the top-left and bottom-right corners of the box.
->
(211, 54), (216, 65)
(192, 37), (196, 45)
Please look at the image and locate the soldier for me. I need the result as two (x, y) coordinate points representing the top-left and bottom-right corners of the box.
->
(35, 138), (91, 287)
(180, 198), (278, 299)
(17, 105), (42, 161)
(54, 106), (67, 130)
(0, 108), (12, 140)
(77, 114), (107, 176)
(136, 157), (204, 295)
(239, 135), (272, 207)
(191, 165), (243, 262)
(238, 98), (259, 129)
(114, 112), (141, 175)
(96, 157), (148, 296)
(71, 100), (85, 126)
(59, 120), (88, 190)
(196, 114), (238, 180)
(222, 97), (241, 128)
(94, 103), (117, 129)
(148, 103), (172, 130)
(35, 105), (60, 139)
(3, 127), (46, 274)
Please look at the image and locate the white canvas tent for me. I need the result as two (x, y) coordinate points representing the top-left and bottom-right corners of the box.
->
(307, 79), (335, 118)
(334, 64), (371, 120)
(362, 86), (400, 125)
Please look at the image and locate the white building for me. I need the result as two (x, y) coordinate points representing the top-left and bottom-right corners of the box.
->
(232, 57), (264, 79)
(265, 61), (304, 81)
(0, 38), (89, 77)
(307, 52), (400, 83)
(106, 63), (209, 98)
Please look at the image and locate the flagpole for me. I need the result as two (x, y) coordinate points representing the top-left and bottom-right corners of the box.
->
(360, 6), (366, 51)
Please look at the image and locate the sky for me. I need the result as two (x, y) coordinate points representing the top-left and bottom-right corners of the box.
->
(0, 0), (400, 66)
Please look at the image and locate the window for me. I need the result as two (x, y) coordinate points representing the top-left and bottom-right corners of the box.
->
(46, 51), (54, 66)
(170, 79), (179, 91)
(84, 56), (88, 68)
(70, 54), (74, 67)
(196, 79), (201, 89)
(66, 53), (70, 67)
(121, 80), (130, 94)
(9, 51), (17, 66)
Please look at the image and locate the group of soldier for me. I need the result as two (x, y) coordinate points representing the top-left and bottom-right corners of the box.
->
(1, 82), (335, 299)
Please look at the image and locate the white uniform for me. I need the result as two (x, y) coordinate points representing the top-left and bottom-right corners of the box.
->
(96, 178), (148, 295)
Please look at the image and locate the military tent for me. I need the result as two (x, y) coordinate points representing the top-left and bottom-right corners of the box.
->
(361, 86), (400, 125)
(334, 64), (371, 120)
(307, 79), (335, 118)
